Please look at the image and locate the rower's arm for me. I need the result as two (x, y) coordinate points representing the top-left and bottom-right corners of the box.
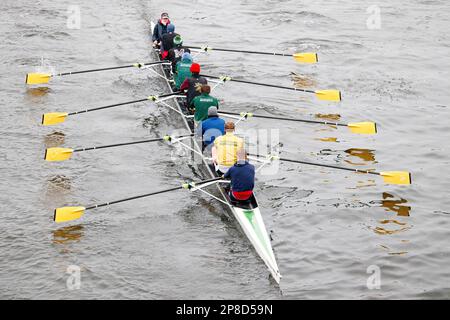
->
(152, 23), (158, 42)
(211, 146), (217, 163)
(223, 168), (231, 179)
(180, 79), (189, 91)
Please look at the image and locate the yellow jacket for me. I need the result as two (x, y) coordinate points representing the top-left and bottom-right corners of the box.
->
(214, 132), (244, 166)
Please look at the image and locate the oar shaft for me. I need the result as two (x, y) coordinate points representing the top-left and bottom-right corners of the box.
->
(73, 137), (164, 152)
(84, 177), (223, 210)
(57, 61), (165, 76)
(68, 98), (148, 115)
(73, 134), (193, 152)
(201, 74), (314, 94)
(218, 111), (346, 126)
(85, 186), (183, 210)
(248, 153), (379, 175)
(189, 46), (293, 57)
(279, 157), (379, 175)
(67, 91), (181, 115)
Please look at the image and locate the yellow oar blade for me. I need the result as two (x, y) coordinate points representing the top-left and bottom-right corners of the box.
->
(42, 112), (68, 126)
(315, 90), (342, 102)
(54, 206), (85, 223)
(45, 148), (74, 161)
(380, 171), (412, 185)
(348, 122), (377, 134)
(293, 52), (318, 63)
(26, 73), (51, 85)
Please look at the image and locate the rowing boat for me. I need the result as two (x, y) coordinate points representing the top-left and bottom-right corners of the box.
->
(150, 22), (281, 283)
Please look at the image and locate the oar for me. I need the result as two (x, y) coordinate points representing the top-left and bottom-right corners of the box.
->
(26, 61), (168, 85)
(42, 91), (181, 126)
(218, 111), (377, 134)
(200, 74), (341, 102)
(188, 45), (318, 63)
(45, 134), (193, 161)
(54, 177), (223, 223)
(248, 154), (411, 185)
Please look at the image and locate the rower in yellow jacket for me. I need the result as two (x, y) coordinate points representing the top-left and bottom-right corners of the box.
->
(211, 121), (244, 175)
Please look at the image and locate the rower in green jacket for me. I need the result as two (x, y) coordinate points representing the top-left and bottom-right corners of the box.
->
(191, 85), (219, 122)
(174, 52), (193, 89)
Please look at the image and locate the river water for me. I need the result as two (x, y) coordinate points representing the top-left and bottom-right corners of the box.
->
(0, 0), (449, 299)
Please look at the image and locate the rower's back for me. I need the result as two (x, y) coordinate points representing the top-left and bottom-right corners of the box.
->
(167, 35), (189, 72)
(161, 32), (178, 55)
(175, 53), (193, 89)
(186, 74), (207, 106)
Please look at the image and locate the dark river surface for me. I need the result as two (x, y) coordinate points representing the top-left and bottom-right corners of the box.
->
(1, 0), (449, 299)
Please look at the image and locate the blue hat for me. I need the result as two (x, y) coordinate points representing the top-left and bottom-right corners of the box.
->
(167, 24), (175, 32)
(182, 52), (192, 62)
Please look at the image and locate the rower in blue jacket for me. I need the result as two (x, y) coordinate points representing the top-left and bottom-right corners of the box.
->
(152, 13), (170, 47)
(196, 106), (225, 151)
(224, 148), (255, 202)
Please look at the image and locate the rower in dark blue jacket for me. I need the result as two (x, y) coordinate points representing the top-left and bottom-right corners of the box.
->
(224, 148), (255, 202)
(196, 106), (225, 151)
(152, 13), (170, 47)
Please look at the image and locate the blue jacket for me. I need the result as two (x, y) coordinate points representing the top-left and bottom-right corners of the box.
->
(224, 161), (255, 192)
(152, 20), (170, 42)
(197, 116), (225, 146)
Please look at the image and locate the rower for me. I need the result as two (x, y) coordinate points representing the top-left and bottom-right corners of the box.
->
(211, 121), (244, 175)
(160, 24), (178, 59)
(191, 85), (219, 122)
(196, 106), (225, 151)
(152, 13), (171, 48)
(180, 63), (208, 107)
(174, 52), (193, 89)
(166, 35), (189, 72)
(224, 148), (255, 203)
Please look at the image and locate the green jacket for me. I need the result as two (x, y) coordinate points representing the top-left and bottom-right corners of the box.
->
(192, 93), (219, 122)
(175, 59), (192, 89)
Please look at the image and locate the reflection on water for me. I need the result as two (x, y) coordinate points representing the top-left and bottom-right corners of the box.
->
(370, 192), (412, 249)
(316, 137), (338, 142)
(373, 225), (411, 235)
(344, 148), (377, 165)
(315, 113), (341, 121)
(381, 192), (411, 217)
(25, 87), (51, 97)
(290, 72), (317, 88)
(44, 131), (65, 148)
(52, 225), (84, 244)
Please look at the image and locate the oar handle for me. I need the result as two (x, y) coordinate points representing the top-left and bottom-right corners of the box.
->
(57, 61), (166, 76)
(189, 46), (293, 57)
(218, 111), (346, 127)
(201, 74), (314, 94)
(73, 133), (194, 152)
(84, 177), (223, 210)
